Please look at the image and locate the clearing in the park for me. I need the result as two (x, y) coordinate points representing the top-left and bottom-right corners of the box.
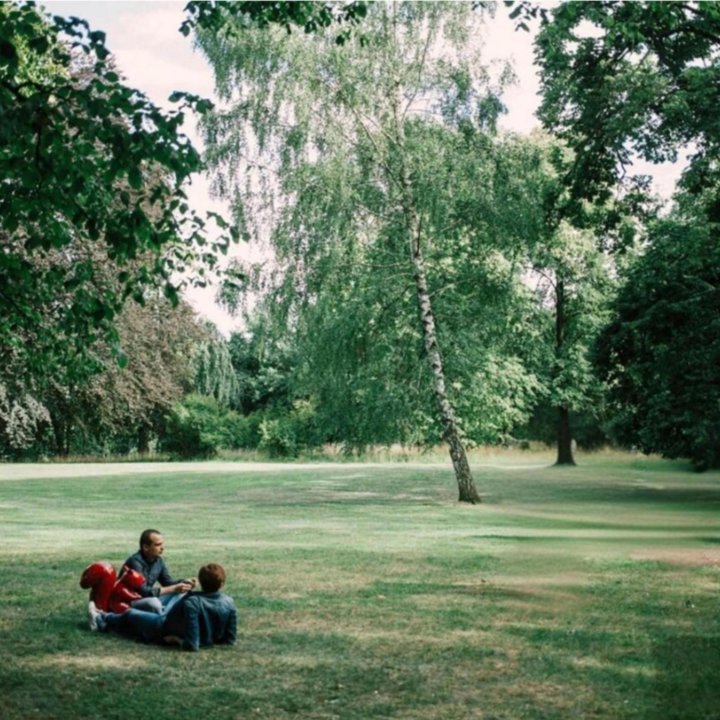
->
(1, 452), (718, 719)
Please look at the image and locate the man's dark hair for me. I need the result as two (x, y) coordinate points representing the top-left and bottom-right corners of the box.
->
(139, 528), (161, 550)
(198, 563), (226, 592)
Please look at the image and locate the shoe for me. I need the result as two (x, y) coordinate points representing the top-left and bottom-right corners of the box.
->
(88, 600), (102, 631)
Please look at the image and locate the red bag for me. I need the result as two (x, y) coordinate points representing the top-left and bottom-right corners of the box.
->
(108, 566), (145, 613)
(79, 561), (117, 612)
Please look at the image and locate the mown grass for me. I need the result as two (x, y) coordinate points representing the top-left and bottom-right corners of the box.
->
(1, 454), (719, 719)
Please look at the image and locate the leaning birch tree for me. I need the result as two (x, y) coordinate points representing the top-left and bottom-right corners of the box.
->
(197, 2), (516, 503)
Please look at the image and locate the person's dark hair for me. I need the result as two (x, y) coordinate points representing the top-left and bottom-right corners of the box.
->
(198, 563), (226, 592)
(139, 528), (161, 550)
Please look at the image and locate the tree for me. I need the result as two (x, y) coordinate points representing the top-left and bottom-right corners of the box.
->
(530, 1), (720, 464)
(258, 127), (548, 453)
(0, 290), (206, 458)
(0, 0), (374, 379)
(0, 0), (373, 458)
(534, 0), (720, 206)
(530, 219), (613, 465)
(597, 193), (720, 471)
(227, 317), (296, 417)
(197, 2), (539, 502)
(193, 331), (240, 408)
(0, 2), (234, 389)
(42, 293), (206, 456)
(517, 134), (635, 466)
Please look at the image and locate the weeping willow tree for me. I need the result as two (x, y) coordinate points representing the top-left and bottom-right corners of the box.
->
(197, 3), (545, 503)
(193, 332), (239, 408)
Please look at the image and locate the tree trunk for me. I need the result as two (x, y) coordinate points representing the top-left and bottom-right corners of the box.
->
(387, 75), (480, 504)
(399, 169), (481, 503)
(556, 404), (576, 465)
(51, 413), (68, 457)
(555, 278), (576, 465)
(137, 424), (150, 455)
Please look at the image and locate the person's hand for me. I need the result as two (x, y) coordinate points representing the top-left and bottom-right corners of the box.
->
(165, 581), (192, 593)
(187, 577), (198, 589)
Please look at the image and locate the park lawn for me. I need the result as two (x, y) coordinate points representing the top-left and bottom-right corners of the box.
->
(0, 454), (718, 719)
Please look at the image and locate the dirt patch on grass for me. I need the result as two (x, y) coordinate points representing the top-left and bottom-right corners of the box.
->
(631, 548), (720, 567)
(497, 571), (590, 587)
(22, 652), (149, 671)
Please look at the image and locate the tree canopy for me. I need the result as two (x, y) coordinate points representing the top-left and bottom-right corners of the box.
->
(598, 191), (720, 471)
(194, 3), (572, 500)
(0, 1), (234, 386)
(534, 0), (720, 205)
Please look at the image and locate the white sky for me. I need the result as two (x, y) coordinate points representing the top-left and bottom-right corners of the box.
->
(42, 1), (682, 334)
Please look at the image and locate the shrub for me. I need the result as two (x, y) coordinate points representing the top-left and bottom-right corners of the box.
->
(160, 394), (244, 458)
(256, 399), (320, 458)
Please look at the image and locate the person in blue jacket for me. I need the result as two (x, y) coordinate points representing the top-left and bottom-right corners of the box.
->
(90, 563), (237, 651)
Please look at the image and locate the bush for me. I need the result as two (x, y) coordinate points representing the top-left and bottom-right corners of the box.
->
(160, 395), (322, 459)
(160, 394), (248, 458)
(256, 399), (320, 458)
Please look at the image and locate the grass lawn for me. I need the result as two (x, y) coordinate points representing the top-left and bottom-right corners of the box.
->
(1, 452), (719, 719)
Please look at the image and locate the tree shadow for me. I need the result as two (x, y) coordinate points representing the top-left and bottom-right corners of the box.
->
(646, 635), (720, 719)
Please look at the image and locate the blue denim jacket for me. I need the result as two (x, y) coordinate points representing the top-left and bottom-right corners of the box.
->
(123, 551), (181, 597)
(164, 591), (238, 651)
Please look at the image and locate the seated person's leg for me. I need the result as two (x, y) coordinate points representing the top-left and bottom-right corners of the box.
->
(160, 592), (186, 614)
(93, 606), (165, 642)
(131, 596), (163, 613)
(122, 608), (166, 643)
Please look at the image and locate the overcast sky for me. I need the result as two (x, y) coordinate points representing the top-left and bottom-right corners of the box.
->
(42, 1), (680, 334)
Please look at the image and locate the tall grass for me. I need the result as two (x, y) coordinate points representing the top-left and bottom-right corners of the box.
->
(1, 455), (718, 719)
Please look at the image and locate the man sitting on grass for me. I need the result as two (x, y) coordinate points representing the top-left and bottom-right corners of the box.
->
(89, 563), (237, 651)
(122, 528), (196, 613)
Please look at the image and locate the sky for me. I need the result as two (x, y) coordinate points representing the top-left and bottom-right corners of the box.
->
(42, 1), (682, 334)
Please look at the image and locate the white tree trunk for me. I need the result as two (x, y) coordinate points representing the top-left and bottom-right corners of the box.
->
(398, 166), (481, 504)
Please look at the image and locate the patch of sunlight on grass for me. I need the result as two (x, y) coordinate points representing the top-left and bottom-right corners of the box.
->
(20, 652), (150, 672)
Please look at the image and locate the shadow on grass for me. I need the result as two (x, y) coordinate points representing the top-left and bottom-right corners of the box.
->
(646, 635), (720, 720)
(475, 467), (720, 510)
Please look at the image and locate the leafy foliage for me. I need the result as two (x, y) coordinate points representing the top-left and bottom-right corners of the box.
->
(1, 0), (374, 459)
(227, 321), (296, 416)
(598, 201), (720, 470)
(535, 0), (720, 203)
(0, 383), (49, 458)
(182, 1), (368, 43)
(197, 2), (547, 475)
(193, 333), (240, 408)
(21, 294), (206, 457)
(533, 1), (720, 466)
(161, 394), (243, 459)
(0, 1), (234, 388)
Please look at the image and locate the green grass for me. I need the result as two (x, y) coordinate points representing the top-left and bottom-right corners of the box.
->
(1, 454), (719, 719)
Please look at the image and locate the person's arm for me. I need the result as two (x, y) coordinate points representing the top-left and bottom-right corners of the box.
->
(156, 559), (193, 595)
(157, 557), (178, 587)
(181, 598), (201, 652)
(222, 606), (238, 646)
(157, 581), (192, 596)
(122, 557), (156, 598)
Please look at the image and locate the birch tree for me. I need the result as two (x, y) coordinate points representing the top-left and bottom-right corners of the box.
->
(198, 3), (525, 502)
